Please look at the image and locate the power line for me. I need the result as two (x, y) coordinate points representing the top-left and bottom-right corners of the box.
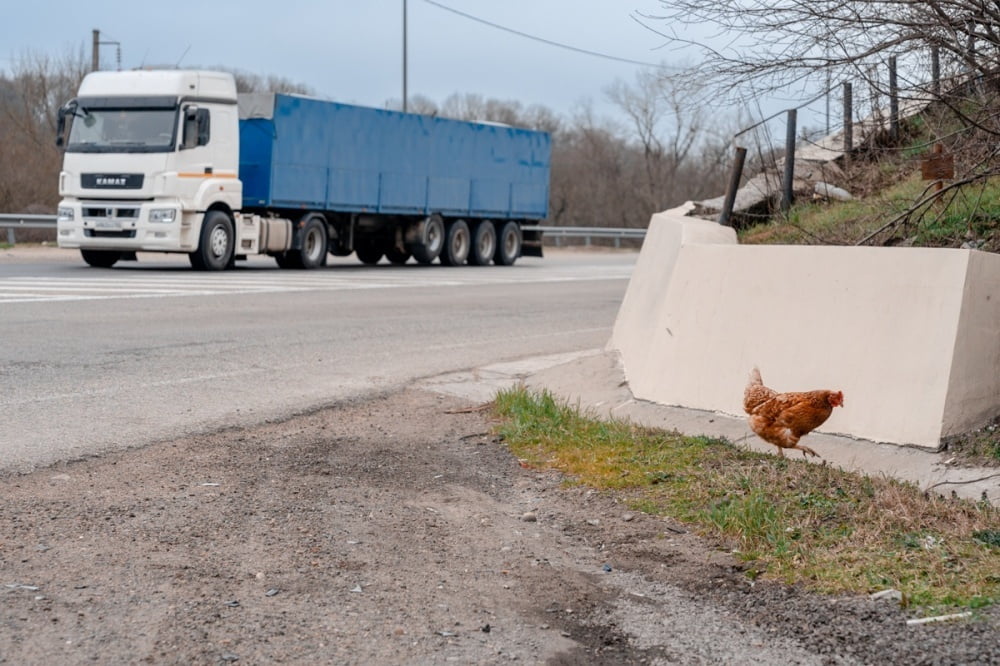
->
(421, 0), (670, 69)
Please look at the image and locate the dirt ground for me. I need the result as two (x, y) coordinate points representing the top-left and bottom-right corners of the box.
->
(1, 388), (998, 665)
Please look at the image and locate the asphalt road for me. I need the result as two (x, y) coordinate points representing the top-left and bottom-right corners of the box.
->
(0, 247), (635, 473)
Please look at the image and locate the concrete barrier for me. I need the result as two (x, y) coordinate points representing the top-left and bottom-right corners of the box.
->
(609, 213), (1000, 449)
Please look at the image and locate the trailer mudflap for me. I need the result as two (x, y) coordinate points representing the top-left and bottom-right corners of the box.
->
(521, 226), (544, 258)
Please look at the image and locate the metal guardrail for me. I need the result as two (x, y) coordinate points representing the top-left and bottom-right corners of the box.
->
(0, 213), (57, 245)
(0, 215), (646, 247)
(533, 225), (645, 248)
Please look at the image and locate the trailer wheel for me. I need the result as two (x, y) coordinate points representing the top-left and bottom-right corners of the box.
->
(80, 249), (121, 268)
(189, 210), (234, 271)
(385, 246), (411, 265)
(440, 220), (470, 266)
(468, 221), (496, 266)
(355, 240), (383, 265)
(411, 214), (445, 264)
(494, 221), (522, 266)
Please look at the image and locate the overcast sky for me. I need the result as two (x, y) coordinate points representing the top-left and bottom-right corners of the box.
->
(1, 1), (679, 118)
(2, 0), (834, 136)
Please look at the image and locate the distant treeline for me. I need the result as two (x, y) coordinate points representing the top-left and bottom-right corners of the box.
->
(0, 51), (735, 236)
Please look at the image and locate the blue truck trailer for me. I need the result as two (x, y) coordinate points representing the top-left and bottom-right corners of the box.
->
(56, 69), (550, 270)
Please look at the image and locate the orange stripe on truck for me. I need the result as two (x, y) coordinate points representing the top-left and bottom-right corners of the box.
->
(177, 172), (238, 178)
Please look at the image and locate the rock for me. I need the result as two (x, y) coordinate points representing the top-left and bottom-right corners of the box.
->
(906, 611), (973, 626)
(622, 513), (636, 522)
(869, 589), (902, 602)
(814, 182), (853, 201)
(521, 512), (537, 522)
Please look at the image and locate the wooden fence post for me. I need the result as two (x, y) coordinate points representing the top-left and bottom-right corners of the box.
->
(889, 56), (899, 141)
(932, 46), (940, 98)
(843, 82), (853, 162)
(781, 109), (797, 214)
(719, 146), (747, 227)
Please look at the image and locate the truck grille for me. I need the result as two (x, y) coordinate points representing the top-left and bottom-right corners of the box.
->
(83, 206), (139, 219)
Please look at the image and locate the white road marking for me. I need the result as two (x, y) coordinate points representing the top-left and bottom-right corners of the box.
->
(0, 265), (633, 304)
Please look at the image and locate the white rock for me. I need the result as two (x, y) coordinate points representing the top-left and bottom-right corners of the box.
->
(814, 182), (853, 201)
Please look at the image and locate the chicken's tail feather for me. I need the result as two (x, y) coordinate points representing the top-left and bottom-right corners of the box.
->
(748, 366), (762, 386)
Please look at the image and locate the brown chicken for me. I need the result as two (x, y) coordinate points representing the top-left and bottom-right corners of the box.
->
(743, 367), (844, 458)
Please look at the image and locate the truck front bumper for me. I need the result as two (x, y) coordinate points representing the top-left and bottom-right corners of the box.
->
(57, 200), (199, 253)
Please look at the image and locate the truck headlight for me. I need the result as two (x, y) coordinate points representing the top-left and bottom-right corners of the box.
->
(149, 208), (177, 223)
(58, 206), (74, 221)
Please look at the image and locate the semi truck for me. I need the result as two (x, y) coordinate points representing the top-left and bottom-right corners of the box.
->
(54, 69), (551, 270)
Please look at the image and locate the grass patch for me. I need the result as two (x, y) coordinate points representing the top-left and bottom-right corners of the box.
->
(739, 144), (1000, 251)
(493, 386), (1000, 611)
(942, 417), (1000, 466)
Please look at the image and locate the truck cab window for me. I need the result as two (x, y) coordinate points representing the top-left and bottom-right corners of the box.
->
(182, 107), (210, 149)
(66, 107), (177, 152)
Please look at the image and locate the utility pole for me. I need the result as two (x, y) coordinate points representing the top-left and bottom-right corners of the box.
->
(90, 29), (122, 72)
(402, 0), (408, 112)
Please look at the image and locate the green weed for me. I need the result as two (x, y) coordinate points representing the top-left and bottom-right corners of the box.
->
(492, 387), (1000, 610)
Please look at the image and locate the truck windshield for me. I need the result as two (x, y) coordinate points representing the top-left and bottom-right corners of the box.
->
(66, 107), (177, 153)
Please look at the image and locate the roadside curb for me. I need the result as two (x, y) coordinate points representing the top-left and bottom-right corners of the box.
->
(421, 349), (1000, 505)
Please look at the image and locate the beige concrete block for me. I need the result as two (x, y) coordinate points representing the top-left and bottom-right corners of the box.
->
(610, 214), (1000, 449)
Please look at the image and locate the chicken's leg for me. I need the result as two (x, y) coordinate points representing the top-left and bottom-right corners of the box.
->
(791, 443), (820, 458)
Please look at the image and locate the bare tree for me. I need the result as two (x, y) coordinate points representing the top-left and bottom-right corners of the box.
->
(638, 1), (999, 105)
(223, 68), (312, 95)
(637, 1), (1000, 242)
(0, 48), (88, 215)
(606, 68), (716, 214)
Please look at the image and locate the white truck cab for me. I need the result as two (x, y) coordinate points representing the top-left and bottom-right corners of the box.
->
(56, 70), (246, 269)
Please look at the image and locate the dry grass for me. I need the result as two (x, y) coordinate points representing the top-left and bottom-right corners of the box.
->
(493, 387), (1000, 611)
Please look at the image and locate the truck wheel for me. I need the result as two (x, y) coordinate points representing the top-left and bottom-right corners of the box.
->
(355, 240), (383, 265)
(411, 215), (445, 264)
(189, 210), (234, 271)
(440, 220), (470, 266)
(80, 249), (121, 268)
(494, 221), (522, 266)
(298, 216), (328, 269)
(468, 221), (496, 266)
(280, 216), (328, 269)
(385, 246), (410, 265)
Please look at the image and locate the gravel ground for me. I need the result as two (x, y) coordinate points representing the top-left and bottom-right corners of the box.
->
(1, 388), (997, 665)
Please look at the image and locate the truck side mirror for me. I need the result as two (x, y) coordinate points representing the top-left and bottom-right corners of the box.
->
(55, 99), (77, 147)
(182, 106), (211, 150)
